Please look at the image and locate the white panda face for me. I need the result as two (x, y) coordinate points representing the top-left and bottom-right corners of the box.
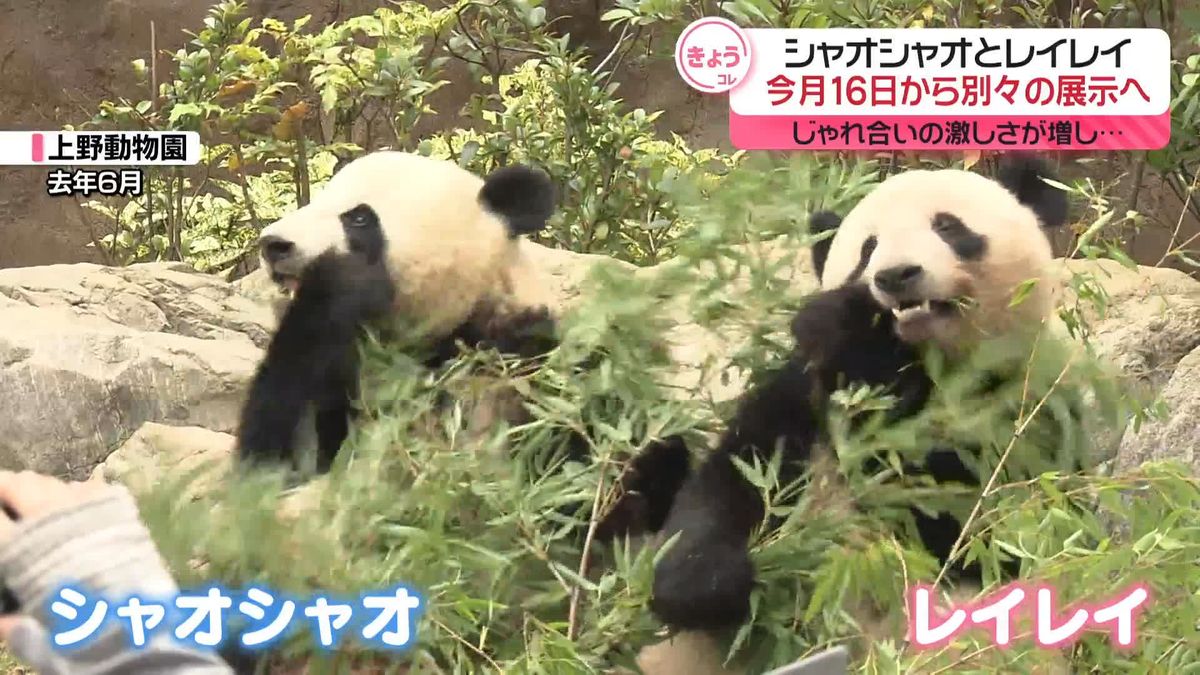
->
(818, 161), (1067, 349)
(257, 151), (557, 336)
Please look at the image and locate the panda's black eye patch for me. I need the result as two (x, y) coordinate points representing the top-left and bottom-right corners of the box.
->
(932, 212), (987, 261)
(341, 204), (378, 229)
(847, 235), (877, 282)
(340, 204), (386, 264)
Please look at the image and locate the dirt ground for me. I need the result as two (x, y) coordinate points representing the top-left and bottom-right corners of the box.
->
(0, 0), (1193, 272)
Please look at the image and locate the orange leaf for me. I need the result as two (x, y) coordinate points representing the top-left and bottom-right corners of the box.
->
(273, 102), (310, 141)
(217, 80), (256, 99)
(282, 101), (309, 123)
(963, 149), (982, 170)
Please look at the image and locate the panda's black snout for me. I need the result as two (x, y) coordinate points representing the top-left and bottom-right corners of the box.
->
(259, 235), (296, 264)
(873, 264), (924, 296)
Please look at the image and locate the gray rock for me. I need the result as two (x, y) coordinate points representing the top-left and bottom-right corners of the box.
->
(0, 262), (273, 478)
(1116, 344), (1200, 475)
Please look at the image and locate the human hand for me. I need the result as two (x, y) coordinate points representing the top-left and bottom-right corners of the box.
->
(0, 471), (112, 640)
(0, 471), (110, 537)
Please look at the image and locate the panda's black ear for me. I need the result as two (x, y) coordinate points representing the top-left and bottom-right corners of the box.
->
(480, 165), (557, 237)
(808, 210), (842, 282)
(996, 153), (1069, 230)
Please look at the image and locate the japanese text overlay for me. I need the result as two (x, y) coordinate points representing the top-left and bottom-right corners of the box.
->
(0, 131), (201, 198)
(675, 26), (1172, 151)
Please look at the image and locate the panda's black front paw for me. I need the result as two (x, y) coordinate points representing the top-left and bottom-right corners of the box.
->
(650, 536), (756, 631)
(593, 491), (649, 542)
(791, 283), (891, 355)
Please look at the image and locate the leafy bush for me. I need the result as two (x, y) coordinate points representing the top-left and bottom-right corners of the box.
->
(1146, 33), (1200, 270)
(77, 0), (452, 270)
(65, 0), (1200, 672)
(422, 48), (742, 264)
(74, 0), (739, 271)
(127, 152), (1197, 674)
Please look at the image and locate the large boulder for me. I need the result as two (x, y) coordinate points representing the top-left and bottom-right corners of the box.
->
(1055, 258), (1200, 391)
(0, 262), (274, 478)
(89, 421), (234, 496)
(1115, 345), (1200, 475)
(1052, 259), (1200, 472)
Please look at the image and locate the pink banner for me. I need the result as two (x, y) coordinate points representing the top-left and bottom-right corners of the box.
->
(729, 111), (1171, 150)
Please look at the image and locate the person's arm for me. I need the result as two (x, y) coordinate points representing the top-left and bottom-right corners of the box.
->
(0, 472), (234, 675)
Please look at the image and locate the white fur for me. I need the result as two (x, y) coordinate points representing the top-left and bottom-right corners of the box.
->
(260, 151), (551, 336)
(820, 168), (1059, 349)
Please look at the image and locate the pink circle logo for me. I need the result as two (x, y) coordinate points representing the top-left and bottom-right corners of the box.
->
(674, 17), (752, 94)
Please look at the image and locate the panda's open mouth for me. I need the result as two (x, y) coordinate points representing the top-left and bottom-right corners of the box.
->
(891, 298), (959, 321)
(271, 273), (301, 296)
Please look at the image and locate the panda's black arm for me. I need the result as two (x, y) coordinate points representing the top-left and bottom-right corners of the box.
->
(472, 304), (563, 360)
(650, 283), (927, 631)
(236, 294), (362, 467)
(236, 340), (317, 466)
(647, 295), (849, 631)
(590, 433), (694, 541)
(649, 358), (823, 630)
(236, 253), (395, 468)
(424, 303), (562, 370)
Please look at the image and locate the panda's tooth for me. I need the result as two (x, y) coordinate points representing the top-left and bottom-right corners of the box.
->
(892, 308), (902, 318)
(921, 300), (931, 312)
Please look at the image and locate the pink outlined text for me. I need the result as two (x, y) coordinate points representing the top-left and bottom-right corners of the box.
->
(908, 582), (1150, 650)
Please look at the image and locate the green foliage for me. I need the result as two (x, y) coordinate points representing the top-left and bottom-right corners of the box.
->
(79, 0), (451, 270)
(76, 0), (741, 271)
(422, 45), (741, 264)
(140, 263), (701, 672)
(442, 0), (555, 80)
(604, 0), (1061, 34)
(129, 154), (1193, 674)
(83, 147), (342, 270)
(892, 462), (1200, 674)
(1146, 33), (1200, 272)
(73, 0), (1200, 672)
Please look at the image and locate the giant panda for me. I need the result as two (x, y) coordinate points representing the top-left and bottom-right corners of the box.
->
(234, 149), (691, 543)
(649, 153), (1077, 633)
